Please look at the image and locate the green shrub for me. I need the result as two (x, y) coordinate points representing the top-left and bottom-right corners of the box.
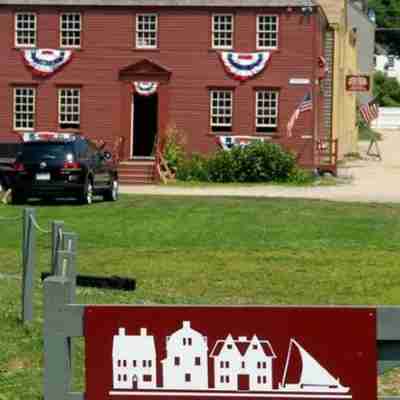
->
(177, 141), (300, 183)
(162, 124), (186, 171)
(176, 153), (210, 182)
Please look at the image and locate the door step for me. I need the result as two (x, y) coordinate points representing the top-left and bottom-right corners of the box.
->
(118, 160), (156, 185)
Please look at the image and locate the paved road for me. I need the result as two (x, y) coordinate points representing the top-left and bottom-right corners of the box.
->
(121, 130), (400, 203)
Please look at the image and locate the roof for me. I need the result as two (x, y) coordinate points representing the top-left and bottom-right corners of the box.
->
(0, 0), (317, 7)
(210, 337), (276, 358)
(315, 0), (345, 24)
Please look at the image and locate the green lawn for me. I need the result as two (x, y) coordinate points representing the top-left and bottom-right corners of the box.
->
(1, 195), (400, 398)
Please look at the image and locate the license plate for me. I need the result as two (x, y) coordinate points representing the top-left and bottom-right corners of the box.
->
(36, 173), (50, 181)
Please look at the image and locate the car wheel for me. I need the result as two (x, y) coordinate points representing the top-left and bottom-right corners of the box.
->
(104, 179), (118, 202)
(79, 180), (93, 205)
(11, 190), (25, 205)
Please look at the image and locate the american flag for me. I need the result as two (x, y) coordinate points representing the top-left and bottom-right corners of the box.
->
(287, 92), (313, 137)
(360, 98), (379, 124)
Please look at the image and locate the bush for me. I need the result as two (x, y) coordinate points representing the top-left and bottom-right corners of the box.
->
(177, 141), (300, 183)
(161, 124), (187, 172)
(175, 153), (210, 182)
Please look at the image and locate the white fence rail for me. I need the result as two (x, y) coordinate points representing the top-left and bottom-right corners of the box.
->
(372, 107), (400, 129)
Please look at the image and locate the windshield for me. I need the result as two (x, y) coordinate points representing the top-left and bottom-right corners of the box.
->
(20, 143), (74, 162)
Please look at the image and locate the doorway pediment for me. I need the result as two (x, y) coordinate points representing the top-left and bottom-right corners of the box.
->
(119, 58), (171, 83)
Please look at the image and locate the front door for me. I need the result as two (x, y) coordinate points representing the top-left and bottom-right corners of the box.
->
(238, 374), (250, 391)
(132, 94), (158, 158)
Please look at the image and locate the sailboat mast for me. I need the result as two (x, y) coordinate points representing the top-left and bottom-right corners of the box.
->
(282, 339), (293, 386)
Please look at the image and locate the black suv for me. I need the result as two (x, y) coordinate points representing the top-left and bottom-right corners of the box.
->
(11, 134), (118, 205)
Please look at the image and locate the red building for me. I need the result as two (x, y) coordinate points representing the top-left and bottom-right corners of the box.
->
(0, 0), (334, 183)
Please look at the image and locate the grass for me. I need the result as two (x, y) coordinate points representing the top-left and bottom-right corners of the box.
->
(1, 195), (400, 398)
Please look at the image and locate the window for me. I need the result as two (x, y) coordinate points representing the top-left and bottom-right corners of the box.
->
(257, 362), (261, 369)
(183, 338), (186, 345)
(143, 374), (152, 382)
(255, 90), (279, 133)
(133, 360), (137, 367)
(15, 13), (36, 47)
(143, 360), (147, 367)
(263, 376), (267, 384)
(58, 88), (80, 129)
(226, 375), (230, 383)
(227, 344), (233, 349)
(210, 90), (233, 132)
(185, 373), (191, 382)
(136, 14), (158, 49)
(123, 374), (127, 382)
(13, 87), (35, 131)
(123, 360), (127, 367)
(257, 15), (278, 49)
(220, 361), (224, 368)
(174, 357), (180, 366)
(225, 361), (229, 368)
(241, 361), (245, 368)
(118, 374), (121, 381)
(117, 360), (121, 367)
(257, 376), (261, 384)
(252, 344), (258, 349)
(60, 13), (81, 48)
(148, 360), (152, 367)
(262, 362), (266, 368)
(220, 376), (224, 383)
(212, 14), (233, 49)
(188, 338), (192, 346)
(195, 357), (201, 366)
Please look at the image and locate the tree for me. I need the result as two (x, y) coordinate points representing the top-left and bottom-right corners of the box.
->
(369, 0), (400, 55)
(373, 71), (400, 106)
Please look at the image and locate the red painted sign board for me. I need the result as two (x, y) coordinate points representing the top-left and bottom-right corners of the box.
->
(85, 307), (376, 400)
(346, 75), (371, 92)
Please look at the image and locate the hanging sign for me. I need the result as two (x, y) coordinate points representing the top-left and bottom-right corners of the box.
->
(133, 81), (159, 96)
(220, 52), (271, 81)
(22, 49), (73, 77)
(346, 75), (371, 92)
(217, 135), (269, 150)
(21, 131), (77, 142)
(85, 306), (376, 400)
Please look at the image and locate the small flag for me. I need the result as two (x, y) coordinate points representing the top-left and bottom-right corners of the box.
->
(360, 98), (379, 124)
(287, 92), (313, 137)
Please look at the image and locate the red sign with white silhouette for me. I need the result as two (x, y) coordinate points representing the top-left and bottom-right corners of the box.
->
(85, 307), (376, 400)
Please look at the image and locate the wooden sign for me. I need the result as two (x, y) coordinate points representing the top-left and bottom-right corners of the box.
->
(85, 306), (376, 400)
(346, 75), (371, 92)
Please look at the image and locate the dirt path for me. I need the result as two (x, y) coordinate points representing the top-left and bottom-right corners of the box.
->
(121, 130), (400, 203)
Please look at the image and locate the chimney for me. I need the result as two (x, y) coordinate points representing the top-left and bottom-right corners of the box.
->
(238, 336), (247, 342)
(183, 321), (191, 329)
(119, 327), (126, 336)
(140, 328), (147, 336)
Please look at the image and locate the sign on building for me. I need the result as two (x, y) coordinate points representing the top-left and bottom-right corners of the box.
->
(346, 75), (371, 92)
(85, 306), (376, 400)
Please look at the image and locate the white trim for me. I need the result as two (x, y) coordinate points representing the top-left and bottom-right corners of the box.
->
(256, 14), (278, 50)
(211, 13), (234, 50)
(210, 89), (233, 130)
(14, 12), (37, 48)
(60, 12), (82, 48)
(109, 391), (352, 399)
(135, 13), (158, 49)
(13, 86), (36, 131)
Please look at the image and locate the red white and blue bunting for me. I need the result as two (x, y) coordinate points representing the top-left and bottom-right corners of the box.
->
(220, 52), (271, 81)
(133, 81), (159, 96)
(217, 135), (268, 150)
(22, 49), (73, 77)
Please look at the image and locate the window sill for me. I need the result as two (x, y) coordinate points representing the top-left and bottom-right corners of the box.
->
(208, 48), (280, 53)
(132, 48), (160, 52)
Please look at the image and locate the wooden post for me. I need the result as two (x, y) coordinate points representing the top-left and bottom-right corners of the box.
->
(21, 208), (36, 324)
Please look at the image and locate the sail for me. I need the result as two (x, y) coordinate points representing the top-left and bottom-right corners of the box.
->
(292, 339), (340, 387)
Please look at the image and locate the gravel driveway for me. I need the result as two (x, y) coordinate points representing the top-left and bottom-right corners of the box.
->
(121, 130), (400, 203)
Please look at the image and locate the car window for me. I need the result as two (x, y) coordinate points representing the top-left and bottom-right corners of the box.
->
(20, 143), (74, 162)
(77, 140), (89, 159)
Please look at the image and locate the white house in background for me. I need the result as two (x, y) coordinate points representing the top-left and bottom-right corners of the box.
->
(161, 321), (208, 389)
(375, 54), (400, 82)
(112, 327), (157, 390)
(210, 334), (276, 391)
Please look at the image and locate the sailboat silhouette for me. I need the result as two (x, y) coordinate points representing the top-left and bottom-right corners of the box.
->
(279, 339), (350, 394)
